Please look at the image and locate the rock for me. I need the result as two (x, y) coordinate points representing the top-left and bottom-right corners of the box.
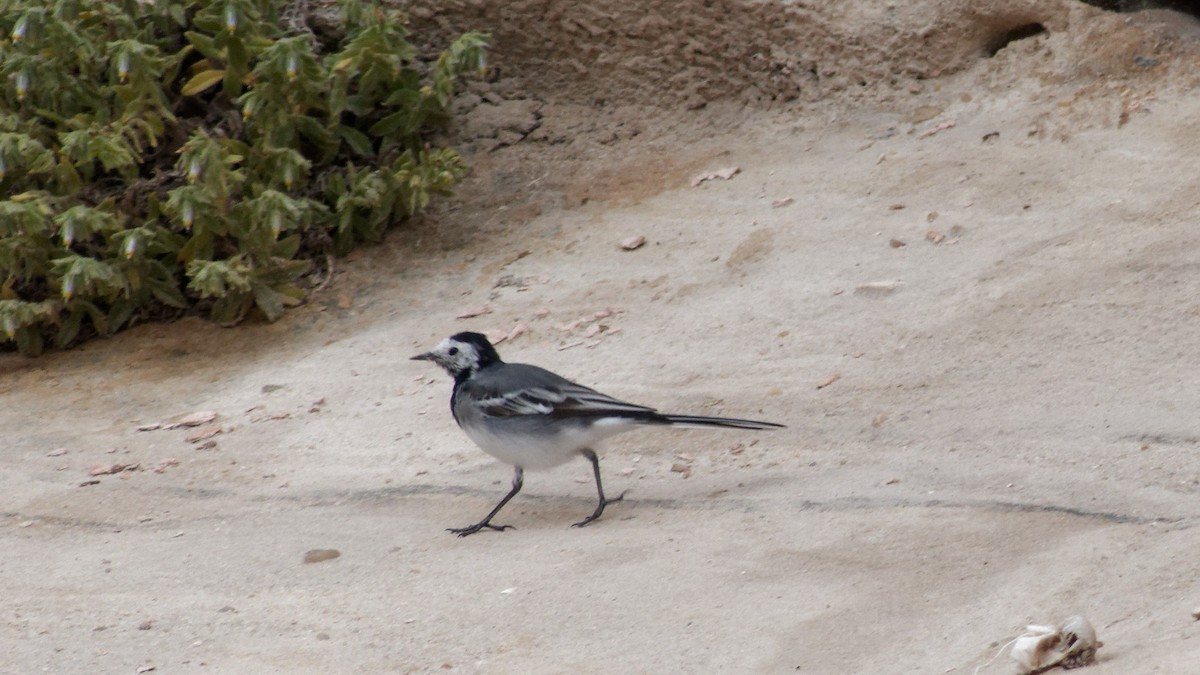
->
(451, 92), (482, 116)
(303, 549), (341, 564)
(620, 235), (646, 250)
(463, 100), (543, 141)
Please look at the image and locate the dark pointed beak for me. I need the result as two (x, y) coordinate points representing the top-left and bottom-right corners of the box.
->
(411, 352), (433, 361)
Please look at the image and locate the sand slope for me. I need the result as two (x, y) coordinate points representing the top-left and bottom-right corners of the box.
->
(4, 1), (1200, 672)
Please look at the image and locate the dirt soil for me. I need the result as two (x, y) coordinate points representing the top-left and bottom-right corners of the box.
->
(5, 0), (1200, 672)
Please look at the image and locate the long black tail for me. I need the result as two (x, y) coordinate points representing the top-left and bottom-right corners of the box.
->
(659, 414), (785, 430)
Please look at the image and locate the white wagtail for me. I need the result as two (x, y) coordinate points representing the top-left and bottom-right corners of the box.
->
(412, 331), (785, 536)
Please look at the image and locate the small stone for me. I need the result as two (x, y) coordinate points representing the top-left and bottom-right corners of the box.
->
(185, 425), (222, 443)
(620, 235), (646, 251)
(303, 549), (341, 564)
(463, 99), (542, 140)
(690, 166), (740, 187)
(166, 410), (217, 429)
(89, 463), (137, 476)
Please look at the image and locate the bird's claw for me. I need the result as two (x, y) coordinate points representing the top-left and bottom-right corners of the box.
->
(571, 490), (628, 528)
(446, 522), (514, 537)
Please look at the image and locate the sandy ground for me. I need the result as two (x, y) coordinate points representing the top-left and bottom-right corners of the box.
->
(5, 1), (1200, 672)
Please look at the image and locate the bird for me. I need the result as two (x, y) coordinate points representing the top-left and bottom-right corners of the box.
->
(412, 331), (785, 536)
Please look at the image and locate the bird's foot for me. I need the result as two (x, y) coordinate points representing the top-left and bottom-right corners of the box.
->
(447, 521), (514, 537)
(571, 490), (628, 528)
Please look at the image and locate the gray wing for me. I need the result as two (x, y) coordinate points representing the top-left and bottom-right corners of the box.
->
(465, 363), (660, 420)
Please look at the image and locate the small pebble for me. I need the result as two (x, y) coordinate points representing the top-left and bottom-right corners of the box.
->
(620, 235), (646, 251)
(303, 549), (341, 564)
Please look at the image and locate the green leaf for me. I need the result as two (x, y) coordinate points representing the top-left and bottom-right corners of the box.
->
(273, 234), (301, 259)
(107, 299), (136, 332)
(275, 283), (305, 303)
(336, 125), (374, 157)
(251, 282), (285, 321)
(257, 257), (310, 284)
(224, 37), (249, 97)
(56, 307), (84, 348)
(210, 291), (252, 326)
(182, 69), (226, 96)
(148, 277), (187, 308)
(79, 299), (109, 335)
(369, 111), (407, 137)
(178, 230), (215, 263)
(296, 116), (336, 159)
(383, 87), (421, 109)
(186, 31), (221, 60)
(16, 328), (44, 356)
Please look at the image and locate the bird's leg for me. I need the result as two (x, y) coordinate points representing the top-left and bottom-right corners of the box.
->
(448, 467), (523, 537)
(572, 449), (626, 528)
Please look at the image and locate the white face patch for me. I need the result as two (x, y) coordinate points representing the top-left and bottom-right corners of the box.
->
(428, 337), (481, 376)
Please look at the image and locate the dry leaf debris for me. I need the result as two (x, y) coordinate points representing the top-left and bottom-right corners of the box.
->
(917, 118), (956, 139)
(456, 305), (492, 319)
(691, 166), (741, 187)
(554, 307), (625, 350)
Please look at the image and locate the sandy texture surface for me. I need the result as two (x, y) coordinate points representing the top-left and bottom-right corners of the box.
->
(5, 0), (1200, 672)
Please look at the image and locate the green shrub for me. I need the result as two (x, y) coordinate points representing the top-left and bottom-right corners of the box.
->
(0, 0), (486, 354)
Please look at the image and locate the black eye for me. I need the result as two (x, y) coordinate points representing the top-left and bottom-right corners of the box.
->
(448, 347), (459, 356)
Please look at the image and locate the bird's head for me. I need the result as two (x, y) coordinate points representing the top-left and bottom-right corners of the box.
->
(411, 332), (502, 379)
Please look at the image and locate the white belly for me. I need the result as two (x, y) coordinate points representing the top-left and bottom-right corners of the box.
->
(460, 416), (637, 471)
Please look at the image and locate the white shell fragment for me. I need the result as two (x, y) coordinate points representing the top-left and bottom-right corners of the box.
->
(1009, 615), (1100, 674)
(619, 235), (646, 251)
(690, 166), (741, 187)
(854, 279), (903, 296)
